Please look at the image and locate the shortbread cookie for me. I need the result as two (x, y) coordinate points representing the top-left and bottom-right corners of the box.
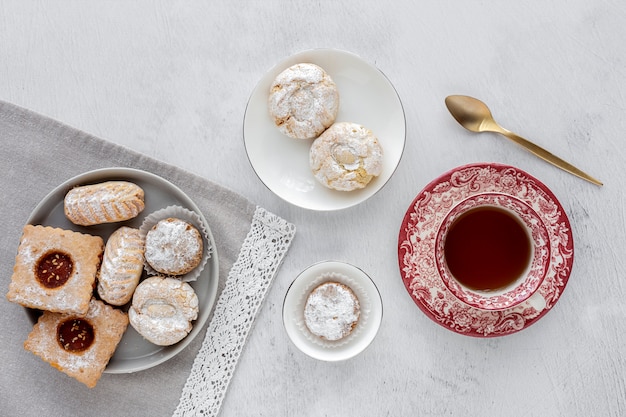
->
(144, 217), (203, 276)
(24, 298), (128, 388)
(268, 63), (339, 139)
(304, 281), (360, 341)
(7, 225), (104, 315)
(129, 276), (199, 346)
(64, 181), (145, 226)
(97, 226), (145, 306)
(309, 122), (383, 191)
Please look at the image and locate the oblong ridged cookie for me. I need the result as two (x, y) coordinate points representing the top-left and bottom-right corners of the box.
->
(97, 226), (145, 306)
(64, 181), (145, 226)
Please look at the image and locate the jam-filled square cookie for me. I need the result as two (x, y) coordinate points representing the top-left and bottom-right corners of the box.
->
(24, 298), (128, 388)
(6, 225), (104, 315)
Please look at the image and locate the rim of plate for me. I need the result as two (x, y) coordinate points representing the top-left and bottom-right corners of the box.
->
(243, 48), (406, 211)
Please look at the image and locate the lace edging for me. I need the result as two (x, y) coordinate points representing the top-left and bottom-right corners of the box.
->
(173, 206), (296, 416)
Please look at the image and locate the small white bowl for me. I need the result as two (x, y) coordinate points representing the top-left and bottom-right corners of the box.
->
(282, 261), (383, 361)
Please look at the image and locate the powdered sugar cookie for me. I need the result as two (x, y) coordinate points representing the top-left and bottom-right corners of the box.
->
(309, 122), (383, 191)
(129, 276), (199, 346)
(144, 217), (203, 276)
(304, 281), (360, 341)
(268, 63), (339, 139)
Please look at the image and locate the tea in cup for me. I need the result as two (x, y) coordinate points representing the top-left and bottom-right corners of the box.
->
(435, 193), (550, 310)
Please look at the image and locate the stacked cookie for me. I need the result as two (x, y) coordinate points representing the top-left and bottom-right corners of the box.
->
(268, 63), (384, 191)
(6, 180), (207, 388)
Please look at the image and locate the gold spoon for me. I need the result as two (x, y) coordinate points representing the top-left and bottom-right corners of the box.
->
(445, 95), (603, 186)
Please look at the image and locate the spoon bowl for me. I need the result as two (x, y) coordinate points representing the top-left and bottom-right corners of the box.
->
(445, 95), (602, 186)
(445, 95), (499, 133)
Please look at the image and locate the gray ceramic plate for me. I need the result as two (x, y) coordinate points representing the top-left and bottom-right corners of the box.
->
(25, 167), (219, 373)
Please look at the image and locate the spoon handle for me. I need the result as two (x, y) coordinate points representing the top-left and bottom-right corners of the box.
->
(498, 128), (603, 186)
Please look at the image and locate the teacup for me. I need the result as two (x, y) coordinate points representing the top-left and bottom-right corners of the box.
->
(435, 193), (551, 311)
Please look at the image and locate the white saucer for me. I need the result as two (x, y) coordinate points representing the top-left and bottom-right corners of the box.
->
(243, 48), (406, 210)
(283, 261), (383, 361)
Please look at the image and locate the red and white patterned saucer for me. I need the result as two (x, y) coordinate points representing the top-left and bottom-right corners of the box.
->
(397, 163), (574, 337)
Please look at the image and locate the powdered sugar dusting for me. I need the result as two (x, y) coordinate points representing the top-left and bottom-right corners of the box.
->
(27, 312), (100, 374)
(129, 276), (199, 346)
(304, 282), (360, 341)
(23, 299), (128, 388)
(97, 226), (145, 306)
(144, 218), (203, 275)
(268, 63), (339, 139)
(7, 225), (102, 315)
(64, 181), (144, 226)
(310, 122), (384, 191)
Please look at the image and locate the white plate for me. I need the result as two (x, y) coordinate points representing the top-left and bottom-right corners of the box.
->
(283, 261), (383, 361)
(25, 167), (219, 373)
(244, 49), (406, 210)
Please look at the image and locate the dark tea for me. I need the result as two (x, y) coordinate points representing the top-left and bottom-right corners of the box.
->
(443, 206), (531, 291)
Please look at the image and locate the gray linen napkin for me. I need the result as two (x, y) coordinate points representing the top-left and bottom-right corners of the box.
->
(0, 100), (295, 416)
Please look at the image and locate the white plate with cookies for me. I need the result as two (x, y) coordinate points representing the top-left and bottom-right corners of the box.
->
(244, 48), (406, 211)
(21, 167), (219, 374)
(282, 261), (383, 361)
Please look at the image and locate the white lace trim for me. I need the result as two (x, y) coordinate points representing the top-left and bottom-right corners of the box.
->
(173, 206), (296, 417)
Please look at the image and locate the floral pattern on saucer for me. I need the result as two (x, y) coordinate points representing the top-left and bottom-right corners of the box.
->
(397, 163), (574, 337)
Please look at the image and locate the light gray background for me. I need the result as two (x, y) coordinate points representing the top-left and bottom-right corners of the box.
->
(2, 1), (625, 416)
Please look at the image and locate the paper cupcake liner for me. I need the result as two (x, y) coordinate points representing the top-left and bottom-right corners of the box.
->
(139, 205), (212, 282)
(293, 271), (372, 349)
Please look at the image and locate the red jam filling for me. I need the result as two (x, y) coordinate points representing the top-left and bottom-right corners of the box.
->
(57, 318), (95, 352)
(35, 251), (73, 289)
